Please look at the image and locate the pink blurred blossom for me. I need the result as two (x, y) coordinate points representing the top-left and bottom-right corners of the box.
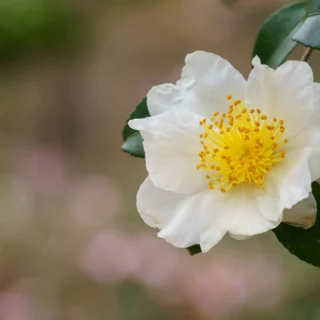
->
(133, 234), (184, 289)
(13, 146), (70, 197)
(68, 175), (122, 227)
(0, 292), (36, 320)
(80, 229), (140, 283)
(181, 253), (284, 318)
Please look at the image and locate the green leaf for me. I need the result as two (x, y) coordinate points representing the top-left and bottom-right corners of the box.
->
(293, 13), (320, 49)
(121, 132), (145, 158)
(307, 0), (320, 13)
(252, 1), (306, 69)
(122, 97), (150, 158)
(273, 181), (320, 267)
(187, 245), (202, 256)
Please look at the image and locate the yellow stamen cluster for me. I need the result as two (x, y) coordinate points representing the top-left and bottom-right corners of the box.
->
(197, 96), (288, 193)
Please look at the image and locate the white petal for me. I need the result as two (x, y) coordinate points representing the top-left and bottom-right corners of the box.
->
(137, 179), (280, 253)
(200, 185), (280, 252)
(266, 149), (313, 213)
(224, 185), (280, 237)
(147, 51), (246, 117)
(283, 193), (317, 229)
(246, 58), (314, 138)
(228, 233), (251, 241)
(129, 110), (207, 194)
(137, 177), (203, 248)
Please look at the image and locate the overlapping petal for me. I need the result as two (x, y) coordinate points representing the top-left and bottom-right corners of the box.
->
(129, 109), (207, 194)
(131, 52), (320, 252)
(246, 56), (314, 138)
(147, 51), (246, 118)
(137, 178), (281, 252)
(283, 193), (317, 229)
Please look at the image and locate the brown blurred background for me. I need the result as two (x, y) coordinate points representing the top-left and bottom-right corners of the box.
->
(0, 0), (320, 319)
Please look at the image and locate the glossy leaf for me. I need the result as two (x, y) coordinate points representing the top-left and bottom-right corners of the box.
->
(187, 245), (202, 256)
(253, 1), (306, 69)
(273, 181), (320, 267)
(122, 97), (150, 158)
(293, 13), (320, 49)
(307, 0), (320, 13)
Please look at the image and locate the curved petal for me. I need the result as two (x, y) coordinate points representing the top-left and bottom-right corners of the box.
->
(129, 110), (208, 194)
(283, 193), (317, 229)
(136, 177), (204, 248)
(246, 57), (314, 138)
(199, 184), (280, 252)
(228, 233), (251, 241)
(266, 148), (313, 213)
(147, 51), (246, 118)
(137, 178), (280, 253)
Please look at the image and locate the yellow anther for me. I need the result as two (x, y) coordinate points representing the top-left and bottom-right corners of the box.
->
(227, 95), (232, 100)
(196, 99), (287, 192)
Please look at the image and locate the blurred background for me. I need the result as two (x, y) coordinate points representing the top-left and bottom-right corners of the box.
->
(0, 0), (320, 319)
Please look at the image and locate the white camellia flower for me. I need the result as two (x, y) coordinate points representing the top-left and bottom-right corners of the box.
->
(129, 51), (320, 252)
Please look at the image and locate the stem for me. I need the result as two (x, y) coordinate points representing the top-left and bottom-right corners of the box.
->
(300, 47), (313, 62)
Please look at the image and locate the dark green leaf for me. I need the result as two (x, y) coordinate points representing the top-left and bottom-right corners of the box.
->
(273, 181), (320, 267)
(187, 245), (202, 256)
(307, 0), (320, 13)
(122, 97), (150, 158)
(293, 13), (320, 49)
(121, 132), (145, 158)
(253, 1), (306, 69)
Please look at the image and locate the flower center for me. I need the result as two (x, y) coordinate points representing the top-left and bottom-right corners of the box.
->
(196, 96), (288, 193)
